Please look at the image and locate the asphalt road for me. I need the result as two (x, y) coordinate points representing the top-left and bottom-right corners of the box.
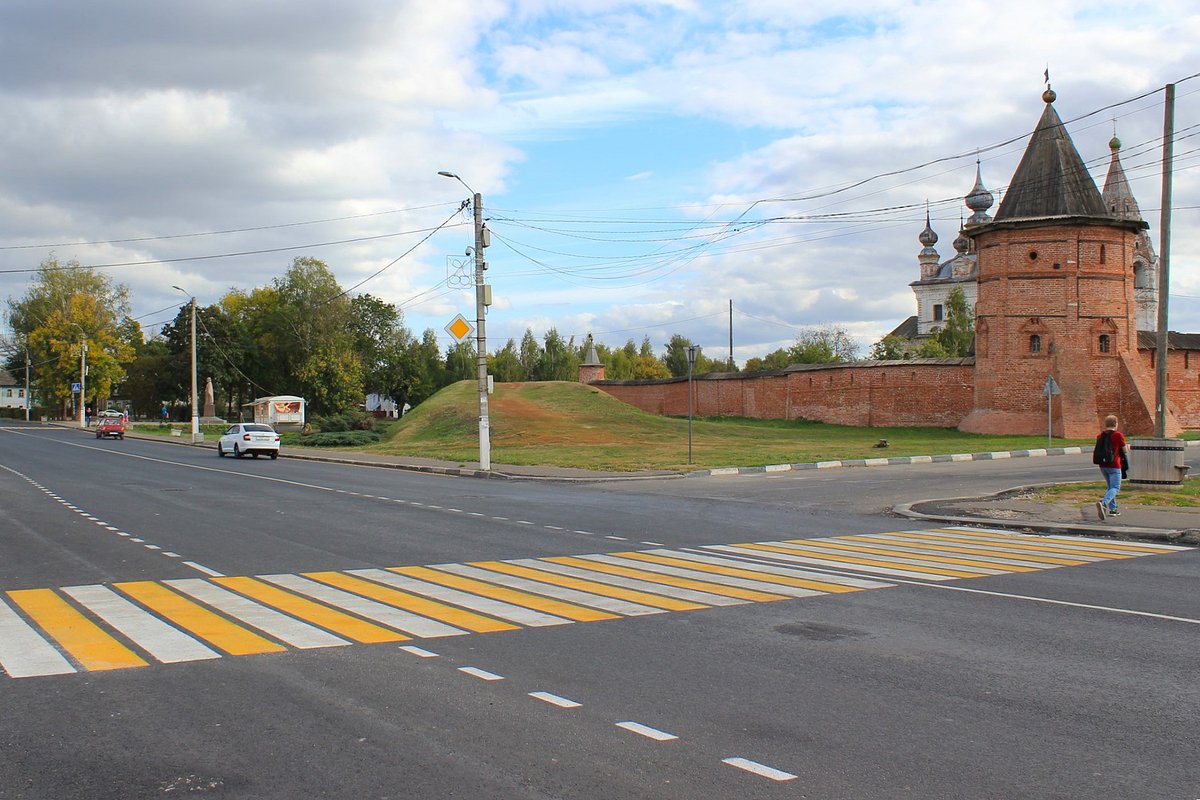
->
(1, 422), (1197, 799)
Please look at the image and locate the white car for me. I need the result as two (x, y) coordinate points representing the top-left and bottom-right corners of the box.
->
(217, 423), (280, 459)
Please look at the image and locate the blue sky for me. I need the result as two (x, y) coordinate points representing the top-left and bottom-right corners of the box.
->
(2, 0), (1199, 367)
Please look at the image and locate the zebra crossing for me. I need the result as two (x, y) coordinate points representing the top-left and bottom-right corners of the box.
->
(0, 527), (1186, 679)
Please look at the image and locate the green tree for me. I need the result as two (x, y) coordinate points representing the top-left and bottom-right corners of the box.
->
(518, 329), (541, 378)
(931, 287), (974, 357)
(6, 258), (134, 416)
(536, 328), (578, 381)
(490, 339), (524, 382)
(870, 334), (912, 361)
(788, 326), (859, 364)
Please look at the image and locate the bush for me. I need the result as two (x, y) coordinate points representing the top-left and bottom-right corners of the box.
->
(308, 410), (374, 433)
(294, 429), (380, 447)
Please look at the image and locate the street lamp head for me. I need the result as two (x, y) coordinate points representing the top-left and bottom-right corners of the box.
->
(437, 171), (457, 179)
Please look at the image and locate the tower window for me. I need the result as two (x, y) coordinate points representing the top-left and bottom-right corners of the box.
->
(1100, 244), (1106, 264)
(933, 304), (944, 321)
(1029, 250), (1039, 261)
(1099, 334), (1111, 353)
(1030, 335), (1041, 354)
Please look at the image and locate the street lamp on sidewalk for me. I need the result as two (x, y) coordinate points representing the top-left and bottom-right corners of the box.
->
(438, 171), (492, 471)
(69, 322), (87, 429)
(172, 286), (201, 443)
(686, 345), (697, 464)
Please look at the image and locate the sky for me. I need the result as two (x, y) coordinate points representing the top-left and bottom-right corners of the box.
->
(2, 0), (1199, 368)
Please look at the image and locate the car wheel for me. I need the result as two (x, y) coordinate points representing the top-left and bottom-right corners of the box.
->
(252, 452), (259, 459)
(234, 444), (242, 458)
(118, 434), (124, 440)
(217, 443), (225, 457)
(270, 452), (278, 460)
(95, 432), (101, 439)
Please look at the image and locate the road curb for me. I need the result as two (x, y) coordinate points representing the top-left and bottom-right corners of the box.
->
(892, 486), (1200, 545)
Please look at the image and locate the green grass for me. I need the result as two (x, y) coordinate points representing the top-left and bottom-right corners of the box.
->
(1033, 478), (1200, 508)
(368, 381), (1097, 472)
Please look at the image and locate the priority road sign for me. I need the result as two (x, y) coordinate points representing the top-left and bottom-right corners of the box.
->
(445, 314), (474, 342)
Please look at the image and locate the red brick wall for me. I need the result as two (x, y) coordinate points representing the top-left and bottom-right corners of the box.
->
(594, 361), (975, 428)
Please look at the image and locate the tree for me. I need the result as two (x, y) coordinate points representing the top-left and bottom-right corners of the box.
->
(870, 334), (912, 361)
(932, 287), (974, 357)
(518, 329), (541, 378)
(788, 326), (859, 364)
(348, 293), (413, 399)
(661, 334), (713, 377)
(5, 258), (134, 416)
(536, 328), (578, 381)
(490, 339), (524, 382)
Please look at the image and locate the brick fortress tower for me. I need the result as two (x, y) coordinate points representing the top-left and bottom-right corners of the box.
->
(958, 86), (1176, 437)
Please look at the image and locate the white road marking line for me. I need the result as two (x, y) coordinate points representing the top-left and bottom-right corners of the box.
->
(577, 554), (825, 599)
(431, 563), (666, 616)
(183, 561), (225, 577)
(616, 721), (677, 741)
(574, 530), (592, 535)
(129, 538), (145, 543)
(63, 585), (220, 664)
(467, 512), (485, 517)
(348, 569), (572, 627)
(507, 558), (745, 607)
(426, 505), (442, 510)
(163, 552), (180, 558)
(721, 757), (796, 781)
(640, 541), (665, 546)
(144, 544), (161, 550)
(544, 525), (564, 530)
(166, 579), (348, 649)
(399, 645), (439, 658)
(458, 666), (503, 681)
(517, 520), (534, 525)
(605, 536), (628, 541)
(259, 574), (466, 638)
(103, 525), (120, 531)
(492, 516), (508, 521)
(115, 532), (130, 537)
(0, 597), (76, 678)
(529, 691), (581, 708)
(447, 508), (463, 513)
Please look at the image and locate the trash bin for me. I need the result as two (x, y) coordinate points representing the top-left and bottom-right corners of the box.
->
(1126, 437), (1190, 487)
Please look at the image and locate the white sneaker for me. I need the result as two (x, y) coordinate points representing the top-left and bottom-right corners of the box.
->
(1096, 501), (1107, 520)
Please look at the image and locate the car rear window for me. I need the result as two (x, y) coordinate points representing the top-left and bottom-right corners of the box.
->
(244, 424), (274, 432)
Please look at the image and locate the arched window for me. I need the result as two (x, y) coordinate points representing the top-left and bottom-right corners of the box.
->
(1099, 334), (1111, 353)
(1030, 335), (1041, 354)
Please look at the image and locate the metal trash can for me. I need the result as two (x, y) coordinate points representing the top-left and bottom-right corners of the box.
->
(1126, 437), (1190, 488)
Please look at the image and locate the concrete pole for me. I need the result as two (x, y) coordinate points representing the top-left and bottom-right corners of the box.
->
(24, 348), (30, 422)
(473, 192), (491, 471)
(190, 295), (200, 442)
(1154, 83), (1174, 438)
(78, 335), (86, 429)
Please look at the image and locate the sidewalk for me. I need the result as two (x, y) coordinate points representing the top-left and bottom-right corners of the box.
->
(894, 488), (1200, 546)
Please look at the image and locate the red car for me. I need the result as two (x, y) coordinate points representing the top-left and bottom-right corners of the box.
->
(95, 414), (126, 440)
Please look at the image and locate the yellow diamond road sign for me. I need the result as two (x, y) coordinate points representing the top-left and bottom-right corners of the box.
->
(445, 314), (474, 342)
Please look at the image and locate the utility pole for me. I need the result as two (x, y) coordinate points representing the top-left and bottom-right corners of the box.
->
(24, 348), (30, 422)
(728, 299), (734, 371)
(472, 191), (491, 470)
(173, 286), (200, 443)
(78, 334), (87, 429)
(439, 171), (491, 470)
(1154, 83), (1174, 438)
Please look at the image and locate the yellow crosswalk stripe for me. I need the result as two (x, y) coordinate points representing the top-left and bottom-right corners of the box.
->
(390, 567), (618, 622)
(302, 572), (518, 633)
(895, 531), (1120, 559)
(841, 534), (1086, 566)
(750, 542), (987, 578)
(614, 551), (871, 590)
(545, 556), (790, 602)
(930, 528), (1166, 556)
(214, 577), (409, 644)
(7, 588), (147, 671)
(793, 538), (1039, 572)
(470, 561), (707, 611)
(114, 581), (285, 657)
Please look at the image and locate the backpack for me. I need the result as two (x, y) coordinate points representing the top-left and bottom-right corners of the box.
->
(1092, 430), (1115, 465)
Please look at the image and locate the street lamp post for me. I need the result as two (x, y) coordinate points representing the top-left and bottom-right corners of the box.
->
(686, 345), (697, 464)
(68, 322), (86, 429)
(78, 333), (87, 429)
(172, 286), (200, 443)
(439, 171), (491, 471)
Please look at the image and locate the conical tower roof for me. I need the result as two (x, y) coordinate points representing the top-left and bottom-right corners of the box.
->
(1101, 135), (1144, 221)
(994, 88), (1108, 221)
